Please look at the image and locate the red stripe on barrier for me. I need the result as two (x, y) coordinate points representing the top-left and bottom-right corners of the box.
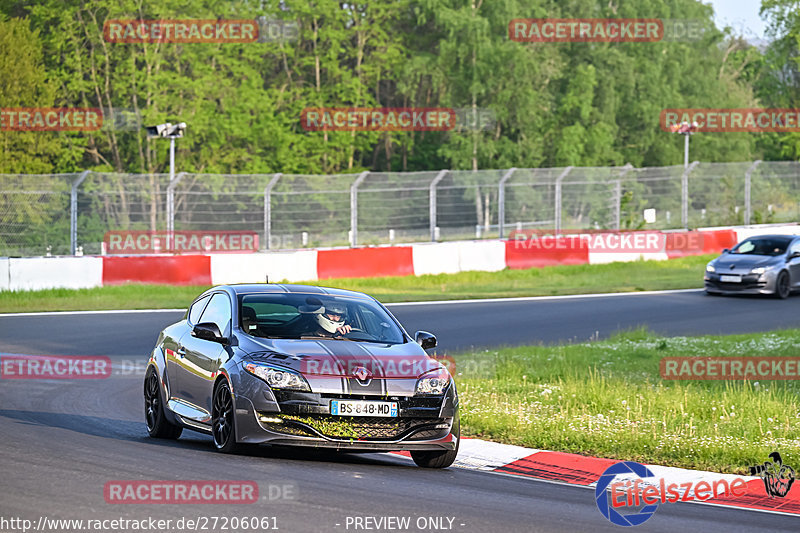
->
(701, 229), (738, 254)
(102, 256), (211, 285)
(317, 247), (413, 279)
(665, 229), (738, 258)
(505, 238), (589, 269)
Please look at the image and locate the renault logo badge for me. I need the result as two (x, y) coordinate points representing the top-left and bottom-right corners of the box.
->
(353, 366), (372, 384)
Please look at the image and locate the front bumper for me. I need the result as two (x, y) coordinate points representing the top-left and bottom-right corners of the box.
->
(233, 388), (459, 451)
(704, 272), (775, 295)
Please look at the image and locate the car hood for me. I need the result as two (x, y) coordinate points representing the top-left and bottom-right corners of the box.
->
(714, 254), (776, 271)
(241, 336), (441, 379)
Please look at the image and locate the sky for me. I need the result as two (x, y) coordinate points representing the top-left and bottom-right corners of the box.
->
(708, 0), (768, 40)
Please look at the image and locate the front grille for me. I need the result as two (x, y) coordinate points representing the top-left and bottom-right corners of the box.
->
(259, 413), (448, 440)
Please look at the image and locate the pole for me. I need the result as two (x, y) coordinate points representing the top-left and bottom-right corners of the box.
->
(263, 173), (282, 250)
(429, 170), (448, 242)
(167, 137), (177, 251)
(681, 161), (699, 229)
(70, 170), (90, 255)
(614, 164), (633, 230)
(684, 134), (689, 169)
(166, 171), (186, 251)
(497, 167), (516, 238)
(350, 171), (369, 247)
(554, 166), (573, 233)
(744, 160), (761, 225)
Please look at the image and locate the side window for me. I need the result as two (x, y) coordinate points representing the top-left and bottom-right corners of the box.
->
(198, 293), (232, 337)
(188, 295), (210, 325)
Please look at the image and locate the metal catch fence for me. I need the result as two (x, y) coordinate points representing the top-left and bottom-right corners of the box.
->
(1, 161), (798, 257)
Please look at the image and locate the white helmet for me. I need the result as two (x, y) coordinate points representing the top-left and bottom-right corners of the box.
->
(315, 303), (347, 333)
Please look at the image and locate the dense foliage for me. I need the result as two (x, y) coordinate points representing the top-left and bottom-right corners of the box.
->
(1, 0), (797, 174)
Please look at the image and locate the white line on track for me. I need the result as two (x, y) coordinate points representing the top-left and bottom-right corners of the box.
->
(0, 308), (186, 317)
(385, 288), (703, 307)
(0, 288), (704, 317)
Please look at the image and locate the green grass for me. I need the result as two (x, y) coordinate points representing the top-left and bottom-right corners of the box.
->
(0, 254), (714, 313)
(453, 328), (800, 473)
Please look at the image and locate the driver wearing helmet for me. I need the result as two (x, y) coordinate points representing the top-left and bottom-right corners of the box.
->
(312, 303), (352, 336)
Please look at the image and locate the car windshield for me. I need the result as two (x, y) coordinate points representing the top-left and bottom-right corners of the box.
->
(238, 293), (405, 344)
(731, 238), (790, 257)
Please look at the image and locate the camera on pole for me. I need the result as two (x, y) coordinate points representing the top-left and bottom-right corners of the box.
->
(145, 122), (186, 139)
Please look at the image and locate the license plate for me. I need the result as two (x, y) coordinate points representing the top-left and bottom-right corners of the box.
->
(720, 275), (741, 283)
(330, 400), (397, 417)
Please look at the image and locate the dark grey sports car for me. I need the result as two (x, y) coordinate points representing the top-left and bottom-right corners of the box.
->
(704, 234), (800, 298)
(144, 284), (459, 468)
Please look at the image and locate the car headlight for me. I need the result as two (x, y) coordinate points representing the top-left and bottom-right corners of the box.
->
(244, 362), (310, 391)
(415, 367), (451, 395)
(751, 267), (766, 275)
(706, 263), (715, 272)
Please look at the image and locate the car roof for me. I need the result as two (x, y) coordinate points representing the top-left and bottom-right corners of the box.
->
(741, 234), (798, 242)
(226, 283), (374, 300)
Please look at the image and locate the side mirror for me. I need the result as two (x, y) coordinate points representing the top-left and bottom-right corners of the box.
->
(788, 251), (800, 260)
(192, 322), (226, 344)
(415, 330), (437, 350)
(722, 248), (730, 254)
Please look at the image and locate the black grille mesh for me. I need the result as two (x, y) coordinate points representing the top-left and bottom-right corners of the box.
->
(261, 413), (447, 440)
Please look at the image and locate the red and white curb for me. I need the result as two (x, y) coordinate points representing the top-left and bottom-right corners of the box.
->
(393, 438), (800, 517)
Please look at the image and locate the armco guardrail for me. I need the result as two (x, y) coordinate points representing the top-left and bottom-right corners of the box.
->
(2, 162), (800, 257)
(2, 224), (797, 292)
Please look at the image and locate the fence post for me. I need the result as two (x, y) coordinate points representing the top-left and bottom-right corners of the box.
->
(497, 167), (516, 238)
(429, 170), (448, 242)
(744, 160), (761, 225)
(681, 161), (699, 229)
(166, 171), (187, 250)
(350, 171), (369, 247)
(554, 166), (573, 233)
(70, 170), (90, 255)
(263, 173), (282, 250)
(614, 164), (634, 230)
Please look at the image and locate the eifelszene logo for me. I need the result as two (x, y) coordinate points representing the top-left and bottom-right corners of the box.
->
(750, 452), (796, 498)
(595, 461), (748, 526)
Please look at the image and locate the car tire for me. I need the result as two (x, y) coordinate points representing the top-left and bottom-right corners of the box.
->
(144, 368), (183, 439)
(775, 271), (791, 299)
(212, 380), (241, 453)
(410, 418), (460, 468)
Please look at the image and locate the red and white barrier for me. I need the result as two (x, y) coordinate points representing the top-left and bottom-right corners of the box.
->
(9, 256), (102, 290)
(210, 250), (318, 284)
(0, 258), (8, 291)
(2, 224), (796, 290)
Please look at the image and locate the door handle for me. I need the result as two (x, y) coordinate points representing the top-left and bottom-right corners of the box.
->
(176, 347), (186, 358)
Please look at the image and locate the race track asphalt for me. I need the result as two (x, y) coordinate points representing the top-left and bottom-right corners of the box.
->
(3, 288), (800, 356)
(1, 289), (799, 532)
